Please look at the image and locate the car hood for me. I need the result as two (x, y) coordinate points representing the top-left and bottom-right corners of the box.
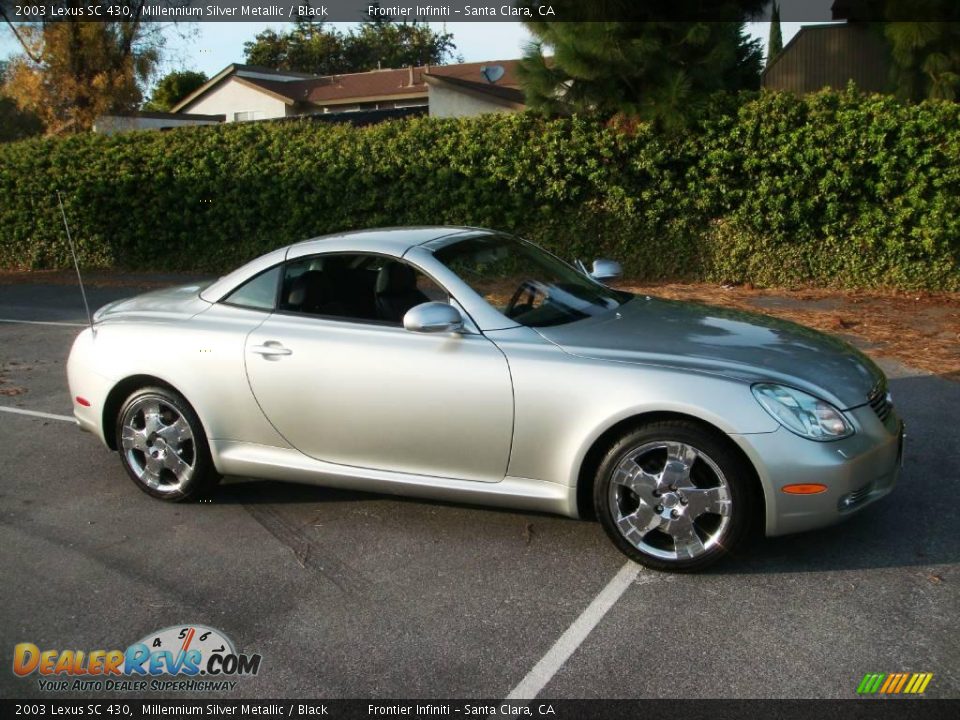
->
(535, 296), (883, 410)
(93, 283), (212, 323)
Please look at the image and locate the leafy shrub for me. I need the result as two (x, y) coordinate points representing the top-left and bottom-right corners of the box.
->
(1, 88), (957, 289)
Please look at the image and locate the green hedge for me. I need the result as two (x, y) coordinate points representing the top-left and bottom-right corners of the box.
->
(1, 89), (958, 289)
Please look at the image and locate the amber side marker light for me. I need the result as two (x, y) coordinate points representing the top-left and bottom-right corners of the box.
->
(781, 483), (828, 495)
(75, 396), (91, 407)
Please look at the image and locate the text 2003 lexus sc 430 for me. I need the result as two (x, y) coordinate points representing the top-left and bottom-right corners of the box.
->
(67, 227), (904, 571)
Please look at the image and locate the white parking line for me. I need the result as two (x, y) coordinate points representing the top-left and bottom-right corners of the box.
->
(505, 560), (647, 700)
(0, 318), (86, 327)
(0, 406), (75, 422)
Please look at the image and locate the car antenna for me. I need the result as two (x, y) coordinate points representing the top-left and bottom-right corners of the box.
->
(56, 190), (95, 336)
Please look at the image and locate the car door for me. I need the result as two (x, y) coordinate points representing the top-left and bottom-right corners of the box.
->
(244, 252), (514, 483)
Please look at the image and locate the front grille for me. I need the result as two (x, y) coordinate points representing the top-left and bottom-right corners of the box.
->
(867, 381), (893, 422)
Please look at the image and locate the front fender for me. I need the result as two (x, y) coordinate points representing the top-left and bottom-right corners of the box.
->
(486, 327), (778, 492)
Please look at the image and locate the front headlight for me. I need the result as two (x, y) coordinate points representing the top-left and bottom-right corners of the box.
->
(751, 383), (853, 441)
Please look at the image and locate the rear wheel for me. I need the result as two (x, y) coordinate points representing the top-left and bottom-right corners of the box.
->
(594, 420), (755, 572)
(115, 386), (220, 502)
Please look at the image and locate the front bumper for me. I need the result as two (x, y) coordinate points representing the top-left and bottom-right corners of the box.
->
(733, 404), (903, 537)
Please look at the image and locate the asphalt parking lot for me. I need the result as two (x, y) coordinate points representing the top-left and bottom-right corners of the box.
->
(1, 277), (957, 700)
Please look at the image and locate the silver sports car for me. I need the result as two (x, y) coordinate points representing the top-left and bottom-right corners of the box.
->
(67, 227), (904, 571)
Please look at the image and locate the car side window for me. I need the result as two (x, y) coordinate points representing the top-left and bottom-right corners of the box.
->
(279, 253), (448, 325)
(222, 266), (281, 310)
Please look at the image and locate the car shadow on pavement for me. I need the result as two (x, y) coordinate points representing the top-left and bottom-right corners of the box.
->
(215, 479), (363, 505)
(213, 477), (567, 520)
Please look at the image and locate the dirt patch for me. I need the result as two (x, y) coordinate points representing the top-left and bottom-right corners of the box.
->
(0, 374), (27, 397)
(615, 282), (960, 377)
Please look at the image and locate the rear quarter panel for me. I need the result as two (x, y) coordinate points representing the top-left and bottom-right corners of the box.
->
(69, 304), (289, 454)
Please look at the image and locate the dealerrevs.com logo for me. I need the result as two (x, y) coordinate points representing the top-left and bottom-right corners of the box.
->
(13, 625), (262, 693)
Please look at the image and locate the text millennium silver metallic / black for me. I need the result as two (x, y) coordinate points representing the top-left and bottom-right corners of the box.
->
(141, 4), (294, 17)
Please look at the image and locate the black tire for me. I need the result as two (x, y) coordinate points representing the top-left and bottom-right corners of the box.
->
(593, 419), (756, 572)
(114, 386), (220, 502)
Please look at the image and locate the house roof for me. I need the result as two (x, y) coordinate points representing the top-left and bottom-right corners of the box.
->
(173, 59), (522, 112)
(430, 60), (522, 88)
(423, 74), (526, 109)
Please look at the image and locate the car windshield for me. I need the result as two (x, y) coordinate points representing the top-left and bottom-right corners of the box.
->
(428, 233), (630, 327)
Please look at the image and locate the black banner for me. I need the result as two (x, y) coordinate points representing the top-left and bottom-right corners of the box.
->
(1, 0), (959, 24)
(2, 700), (960, 720)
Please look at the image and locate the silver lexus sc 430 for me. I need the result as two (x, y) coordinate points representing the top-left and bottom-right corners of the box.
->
(67, 227), (904, 571)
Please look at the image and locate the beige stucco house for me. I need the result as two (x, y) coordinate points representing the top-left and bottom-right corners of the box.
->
(172, 60), (525, 121)
(93, 59), (526, 133)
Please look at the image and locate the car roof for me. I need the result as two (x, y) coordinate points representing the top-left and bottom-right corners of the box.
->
(200, 226), (495, 303)
(288, 226), (486, 257)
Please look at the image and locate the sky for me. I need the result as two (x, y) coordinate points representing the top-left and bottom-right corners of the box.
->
(0, 20), (820, 89)
(142, 21), (817, 78)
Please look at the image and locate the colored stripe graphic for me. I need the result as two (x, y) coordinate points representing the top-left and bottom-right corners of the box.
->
(857, 673), (885, 694)
(893, 673), (909, 693)
(857, 672), (933, 694)
(905, 673), (934, 694)
(879, 674), (897, 693)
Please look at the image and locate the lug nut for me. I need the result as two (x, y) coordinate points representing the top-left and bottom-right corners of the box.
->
(671, 509), (680, 518)
(653, 491), (661, 498)
(669, 485), (677, 492)
(680, 498), (688, 505)
(655, 505), (663, 513)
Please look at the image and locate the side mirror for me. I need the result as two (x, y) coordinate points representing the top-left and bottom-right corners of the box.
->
(591, 259), (622, 282)
(403, 302), (464, 334)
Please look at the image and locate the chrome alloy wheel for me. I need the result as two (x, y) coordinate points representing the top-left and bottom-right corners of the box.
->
(608, 441), (732, 561)
(120, 396), (196, 494)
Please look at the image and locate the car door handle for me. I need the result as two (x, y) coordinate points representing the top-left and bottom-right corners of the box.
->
(250, 342), (293, 358)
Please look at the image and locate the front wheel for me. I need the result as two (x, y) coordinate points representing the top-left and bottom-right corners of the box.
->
(594, 420), (756, 572)
(115, 386), (220, 502)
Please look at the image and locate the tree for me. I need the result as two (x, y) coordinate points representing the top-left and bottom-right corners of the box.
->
(0, 2), (165, 134)
(343, 19), (458, 71)
(1, 56), (43, 141)
(0, 95), (44, 142)
(726, 23), (765, 91)
(242, 18), (456, 76)
(884, 1), (960, 101)
(767, 1), (783, 67)
(517, 1), (769, 130)
(144, 70), (208, 111)
(244, 22), (347, 76)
